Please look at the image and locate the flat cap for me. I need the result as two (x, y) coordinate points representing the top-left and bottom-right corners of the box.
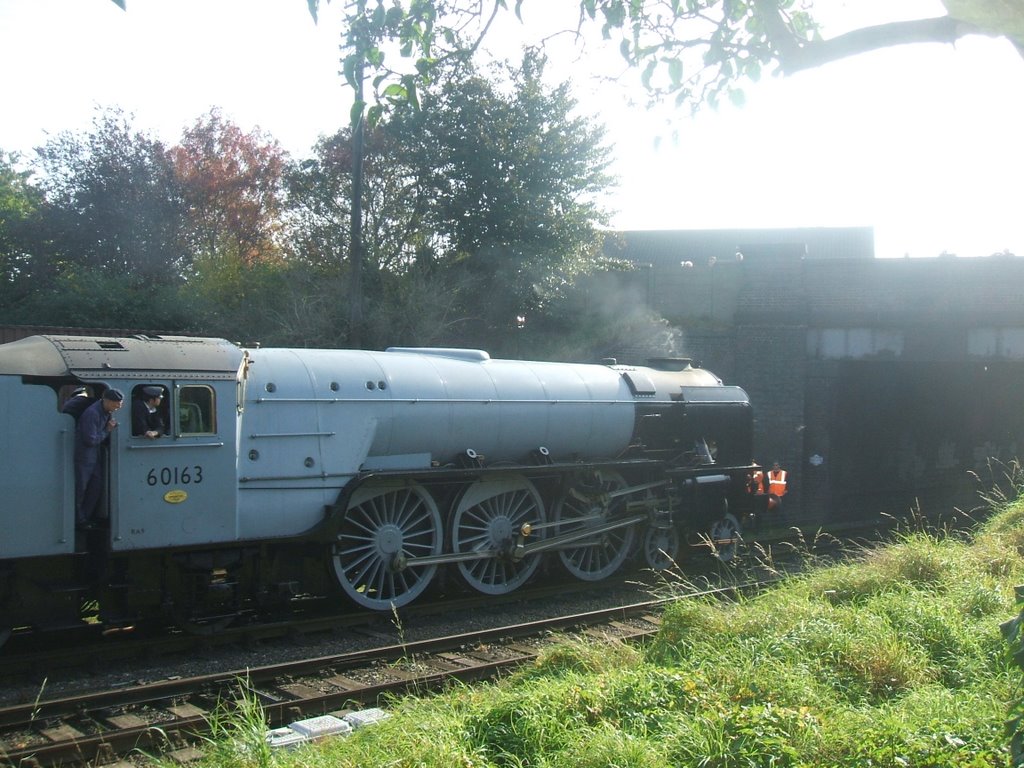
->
(103, 388), (124, 402)
(142, 386), (164, 398)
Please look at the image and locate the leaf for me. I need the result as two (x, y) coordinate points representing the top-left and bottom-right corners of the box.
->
(350, 99), (366, 128)
(641, 59), (657, 90)
(603, 1), (625, 27)
(727, 88), (746, 107)
(668, 57), (683, 87)
(110, 0), (127, 9)
(342, 55), (358, 88)
(306, 0), (319, 23)
(383, 83), (408, 99)
(366, 103), (384, 128)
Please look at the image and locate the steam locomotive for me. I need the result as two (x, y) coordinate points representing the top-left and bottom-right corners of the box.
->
(0, 334), (756, 639)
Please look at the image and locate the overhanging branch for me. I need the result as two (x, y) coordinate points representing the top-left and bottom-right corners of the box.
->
(779, 16), (987, 74)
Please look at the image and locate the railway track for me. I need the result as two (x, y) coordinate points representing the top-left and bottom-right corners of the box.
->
(0, 573), (671, 683)
(0, 582), (768, 768)
(0, 517), (865, 678)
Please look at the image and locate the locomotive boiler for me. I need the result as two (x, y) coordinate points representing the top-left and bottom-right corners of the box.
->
(0, 334), (755, 638)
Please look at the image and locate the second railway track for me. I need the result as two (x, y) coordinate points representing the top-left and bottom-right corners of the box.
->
(0, 581), (770, 768)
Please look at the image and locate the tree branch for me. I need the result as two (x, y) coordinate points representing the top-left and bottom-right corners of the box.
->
(751, 0), (802, 63)
(780, 16), (987, 74)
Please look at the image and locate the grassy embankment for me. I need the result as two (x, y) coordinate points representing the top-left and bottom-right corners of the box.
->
(187, 492), (1024, 768)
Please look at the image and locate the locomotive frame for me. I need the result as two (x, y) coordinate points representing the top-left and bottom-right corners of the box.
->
(0, 334), (757, 638)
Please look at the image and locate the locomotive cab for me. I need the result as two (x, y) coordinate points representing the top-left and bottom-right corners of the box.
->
(111, 378), (240, 550)
(0, 335), (244, 557)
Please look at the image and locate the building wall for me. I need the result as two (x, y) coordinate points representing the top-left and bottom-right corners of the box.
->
(607, 229), (1024, 526)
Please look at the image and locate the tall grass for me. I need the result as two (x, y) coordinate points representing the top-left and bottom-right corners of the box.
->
(175, 488), (1024, 768)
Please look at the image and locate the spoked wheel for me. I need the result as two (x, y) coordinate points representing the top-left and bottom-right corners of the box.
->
(554, 470), (636, 581)
(451, 475), (545, 595)
(643, 525), (680, 570)
(332, 482), (443, 610)
(708, 513), (742, 562)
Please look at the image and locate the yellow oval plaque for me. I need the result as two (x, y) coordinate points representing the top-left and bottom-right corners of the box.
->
(164, 489), (188, 504)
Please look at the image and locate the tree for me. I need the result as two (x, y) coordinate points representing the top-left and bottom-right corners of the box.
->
(305, 0), (513, 346)
(286, 125), (423, 276)
(0, 152), (46, 311)
(285, 52), (615, 351)
(33, 108), (188, 285)
(170, 109), (288, 270)
(390, 52), (615, 348)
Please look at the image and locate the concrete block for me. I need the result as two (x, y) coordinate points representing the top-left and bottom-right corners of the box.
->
(289, 714), (352, 739)
(343, 707), (391, 729)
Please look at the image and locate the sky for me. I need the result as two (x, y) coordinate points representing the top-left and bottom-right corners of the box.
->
(1, 0), (1022, 260)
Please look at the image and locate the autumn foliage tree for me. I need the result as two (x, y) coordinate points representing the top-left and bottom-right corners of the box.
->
(166, 110), (295, 336)
(171, 109), (288, 270)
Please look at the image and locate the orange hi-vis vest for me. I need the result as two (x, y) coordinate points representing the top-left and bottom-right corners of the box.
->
(748, 470), (765, 494)
(768, 469), (788, 496)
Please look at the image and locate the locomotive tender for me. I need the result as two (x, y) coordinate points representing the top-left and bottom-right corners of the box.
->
(0, 334), (755, 637)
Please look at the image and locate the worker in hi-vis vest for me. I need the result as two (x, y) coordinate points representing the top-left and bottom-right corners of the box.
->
(746, 464), (769, 530)
(748, 468), (765, 495)
(767, 461), (787, 513)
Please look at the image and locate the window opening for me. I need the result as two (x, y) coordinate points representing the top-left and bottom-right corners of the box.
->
(178, 385), (216, 435)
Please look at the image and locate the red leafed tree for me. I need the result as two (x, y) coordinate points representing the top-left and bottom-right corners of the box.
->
(170, 109), (287, 269)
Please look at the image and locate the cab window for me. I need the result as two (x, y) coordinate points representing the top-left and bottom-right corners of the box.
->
(178, 385), (216, 435)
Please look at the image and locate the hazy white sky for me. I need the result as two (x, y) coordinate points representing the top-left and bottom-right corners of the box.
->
(1, 0), (1022, 259)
